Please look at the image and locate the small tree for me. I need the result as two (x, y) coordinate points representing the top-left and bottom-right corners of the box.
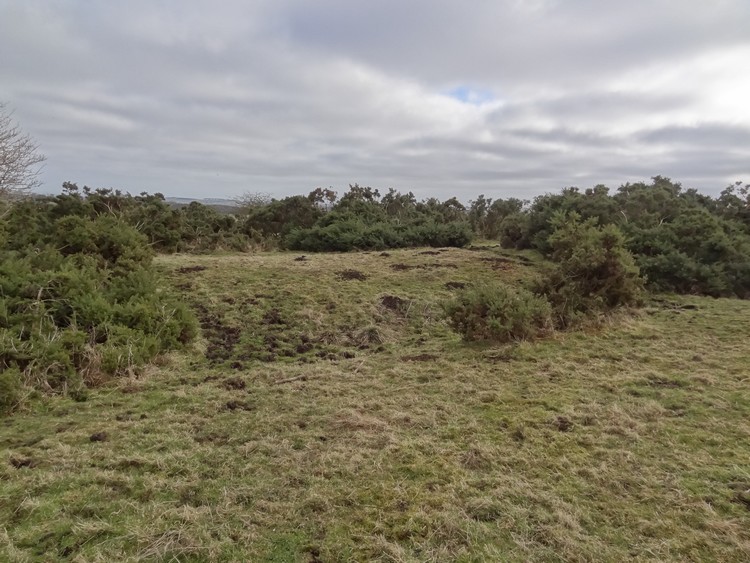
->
(0, 104), (46, 200)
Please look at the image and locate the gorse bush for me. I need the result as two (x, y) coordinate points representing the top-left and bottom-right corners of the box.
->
(0, 213), (197, 414)
(444, 213), (644, 343)
(444, 284), (552, 343)
(279, 186), (474, 251)
(535, 212), (643, 327)
(488, 177), (750, 297)
(285, 219), (472, 251)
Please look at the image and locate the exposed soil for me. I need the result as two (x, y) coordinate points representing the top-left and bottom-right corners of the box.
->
(296, 342), (314, 354)
(337, 269), (368, 281)
(10, 456), (38, 469)
(380, 295), (408, 312)
(193, 302), (242, 364)
(262, 308), (287, 325)
(444, 281), (467, 290)
(553, 416), (573, 432)
(224, 400), (254, 412)
(176, 265), (208, 274)
(222, 376), (246, 390)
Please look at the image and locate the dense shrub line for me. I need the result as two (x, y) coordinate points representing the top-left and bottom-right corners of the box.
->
(14, 177), (749, 298)
(467, 177), (750, 298)
(286, 219), (472, 251)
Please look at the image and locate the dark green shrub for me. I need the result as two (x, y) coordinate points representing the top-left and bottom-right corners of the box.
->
(243, 195), (323, 238)
(415, 221), (473, 248)
(0, 211), (197, 405)
(444, 284), (552, 343)
(285, 218), (472, 252)
(536, 213), (643, 326)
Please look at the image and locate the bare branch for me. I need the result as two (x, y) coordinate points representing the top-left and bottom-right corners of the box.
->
(0, 103), (46, 200)
(233, 191), (272, 212)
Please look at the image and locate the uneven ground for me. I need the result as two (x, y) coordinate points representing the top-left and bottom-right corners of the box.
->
(1, 247), (749, 562)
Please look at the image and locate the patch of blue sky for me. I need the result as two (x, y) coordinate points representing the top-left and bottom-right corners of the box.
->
(445, 86), (496, 105)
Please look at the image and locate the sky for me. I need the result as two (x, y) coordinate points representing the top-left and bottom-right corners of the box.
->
(1, 0), (749, 201)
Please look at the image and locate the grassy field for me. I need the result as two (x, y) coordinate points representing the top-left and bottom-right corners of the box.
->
(2, 246), (750, 562)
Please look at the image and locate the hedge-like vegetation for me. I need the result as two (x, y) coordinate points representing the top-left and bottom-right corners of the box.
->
(471, 177), (750, 298)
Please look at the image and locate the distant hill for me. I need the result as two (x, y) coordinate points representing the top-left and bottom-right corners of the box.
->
(165, 197), (239, 214)
(165, 197), (238, 206)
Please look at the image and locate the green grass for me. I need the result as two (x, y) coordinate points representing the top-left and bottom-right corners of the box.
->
(2, 247), (750, 561)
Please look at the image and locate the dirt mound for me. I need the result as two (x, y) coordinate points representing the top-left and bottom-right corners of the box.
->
(337, 269), (368, 281)
(262, 308), (286, 325)
(380, 295), (408, 311)
(222, 376), (246, 390)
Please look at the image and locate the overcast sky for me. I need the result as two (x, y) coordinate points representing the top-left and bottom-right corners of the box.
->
(1, 1), (749, 201)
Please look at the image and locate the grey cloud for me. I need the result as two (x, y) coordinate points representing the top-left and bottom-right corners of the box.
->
(637, 124), (750, 147)
(1, 0), (749, 201)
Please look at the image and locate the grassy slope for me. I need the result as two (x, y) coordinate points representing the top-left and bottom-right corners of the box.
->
(1, 247), (749, 562)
